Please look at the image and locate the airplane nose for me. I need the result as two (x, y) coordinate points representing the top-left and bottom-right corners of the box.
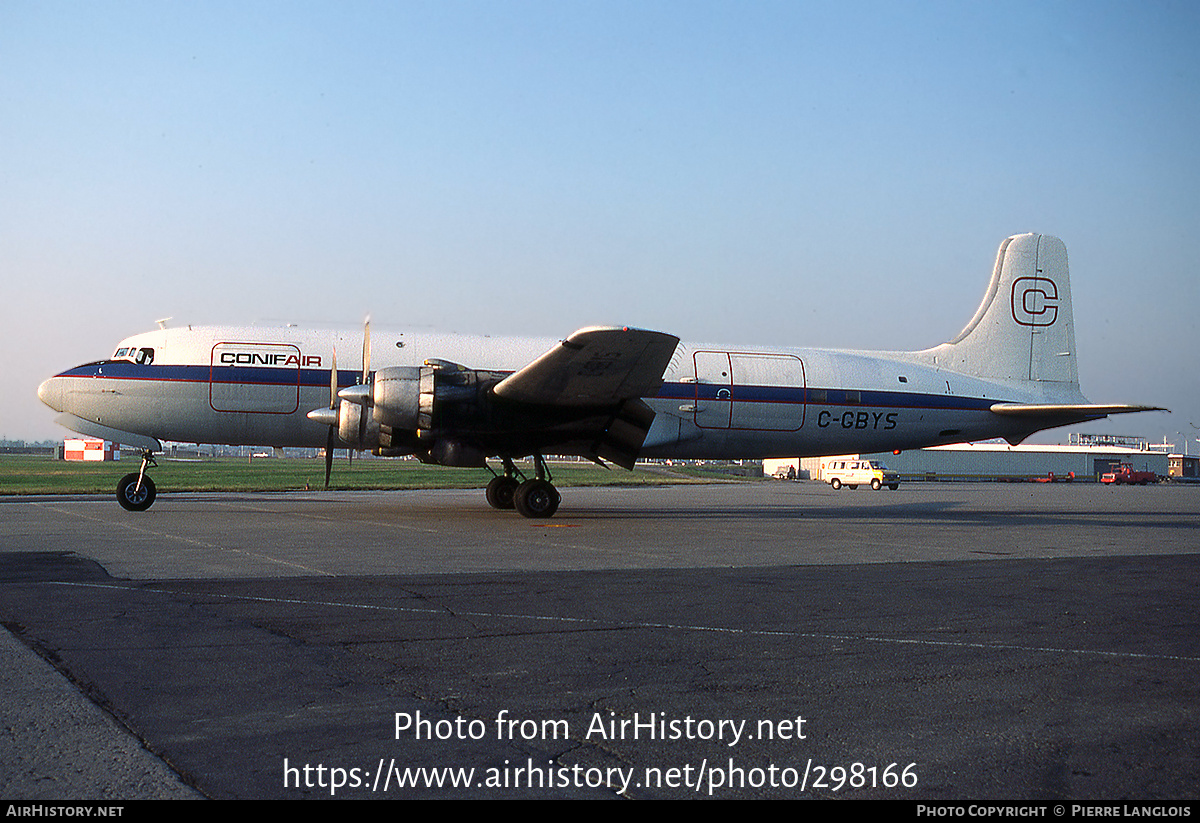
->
(38, 376), (63, 412)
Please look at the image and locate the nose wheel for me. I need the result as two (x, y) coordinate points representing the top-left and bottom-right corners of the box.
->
(116, 451), (158, 511)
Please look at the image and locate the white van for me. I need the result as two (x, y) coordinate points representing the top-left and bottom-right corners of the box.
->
(823, 459), (899, 491)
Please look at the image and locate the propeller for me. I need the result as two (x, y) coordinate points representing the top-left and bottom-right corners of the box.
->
(335, 319), (373, 402)
(359, 317), (371, 447)
(334, 317), (374, 462)
(308, 318), (373, 488)
(324, 348), (338, 487)
(305, 348), (340, 487)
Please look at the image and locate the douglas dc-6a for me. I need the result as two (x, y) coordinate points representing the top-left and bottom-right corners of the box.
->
(39, 234), (1161, 517)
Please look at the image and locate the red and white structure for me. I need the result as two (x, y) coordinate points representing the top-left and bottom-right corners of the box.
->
(64, 438), (121, 461)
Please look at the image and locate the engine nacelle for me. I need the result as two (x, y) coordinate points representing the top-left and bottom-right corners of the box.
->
(337, 398), (379, 450)
(366, 364), (506, 464)
(321, 364), (500, 458)
(426, 438), (487, 468)
(371, 366), (433, 431)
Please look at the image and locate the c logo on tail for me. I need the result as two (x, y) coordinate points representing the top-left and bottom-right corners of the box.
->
(1011, 277), (1059, 327)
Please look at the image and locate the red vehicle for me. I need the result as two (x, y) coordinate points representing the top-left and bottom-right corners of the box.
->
(1101, 463), (1157, 485)
(1034, 471), (1075, 483)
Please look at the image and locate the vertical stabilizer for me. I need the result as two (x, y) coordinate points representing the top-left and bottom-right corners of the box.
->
(926, 233), (1078, 384)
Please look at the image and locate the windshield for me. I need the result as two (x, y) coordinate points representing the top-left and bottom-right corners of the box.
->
(111, 347), (155, 365)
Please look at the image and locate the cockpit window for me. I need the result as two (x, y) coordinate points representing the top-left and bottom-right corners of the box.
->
(112, 347), (154, 365)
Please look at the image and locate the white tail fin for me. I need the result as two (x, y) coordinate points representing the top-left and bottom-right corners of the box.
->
(926, 233), (1078, 384)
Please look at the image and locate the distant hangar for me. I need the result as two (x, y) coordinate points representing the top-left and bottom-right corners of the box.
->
(766, 434), (1183, 483)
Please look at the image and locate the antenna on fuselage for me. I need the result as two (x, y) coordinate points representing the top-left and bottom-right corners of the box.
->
(155, 317), (172, 329)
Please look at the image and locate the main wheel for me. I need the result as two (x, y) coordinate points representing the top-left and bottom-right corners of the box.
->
(116, 473), (157, 511)
(871, 478), (882, 491)
(830, 478), (841, 490)
(514, 479), (560, 518)
(485, 476), (519, 509)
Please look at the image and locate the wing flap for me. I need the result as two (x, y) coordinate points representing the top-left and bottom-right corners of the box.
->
(594, 399), (658, 469)
(493, 326), (680, 406)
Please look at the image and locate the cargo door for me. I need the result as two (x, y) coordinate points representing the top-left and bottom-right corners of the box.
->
(728, 353), (806, 431)
(693, 351), (732, 429)
(209, 342), (301, 413)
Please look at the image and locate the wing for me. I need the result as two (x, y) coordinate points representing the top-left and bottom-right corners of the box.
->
(493, 326), (679, 406)
(491, 326), (680, 469)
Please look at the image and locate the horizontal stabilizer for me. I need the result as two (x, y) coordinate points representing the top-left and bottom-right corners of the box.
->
(989, 403), (1167, 418)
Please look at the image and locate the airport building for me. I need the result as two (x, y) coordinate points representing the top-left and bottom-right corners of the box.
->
(63, 438), (122, 461)
(1168, 453), (1200, 479)
(766, 434), (1174, 483)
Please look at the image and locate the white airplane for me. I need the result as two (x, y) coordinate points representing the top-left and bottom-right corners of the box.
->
(39, 233), (1161, 517)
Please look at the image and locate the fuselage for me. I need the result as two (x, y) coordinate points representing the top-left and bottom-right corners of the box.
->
(38, 323), (1088, 460)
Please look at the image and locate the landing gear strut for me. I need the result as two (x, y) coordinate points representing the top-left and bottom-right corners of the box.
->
(116, 450), (158, 511)
(486, 455), (560, 518)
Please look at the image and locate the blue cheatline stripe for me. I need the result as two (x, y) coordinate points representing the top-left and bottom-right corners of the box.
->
(657, 382), (997, 413)
(59, 364), (1005, 413)
(62, 363), (363, 388)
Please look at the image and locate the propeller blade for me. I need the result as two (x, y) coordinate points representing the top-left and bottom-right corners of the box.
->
(329, 347), (338, 409)
(358, 316), (371, 447)
(325, 347), (338, 488)
(362, 316), (371, 382)
(324, 428), (335, 489)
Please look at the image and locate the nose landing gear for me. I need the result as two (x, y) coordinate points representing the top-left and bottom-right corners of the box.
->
(116, 451), (158, 511)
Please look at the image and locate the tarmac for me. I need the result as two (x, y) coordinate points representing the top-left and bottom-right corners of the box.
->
(1, 481), (1197, 799)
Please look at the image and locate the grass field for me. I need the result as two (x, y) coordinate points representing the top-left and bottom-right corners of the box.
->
(0, 454), (745, 496)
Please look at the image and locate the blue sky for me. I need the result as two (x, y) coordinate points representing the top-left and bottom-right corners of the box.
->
(3, 1), (1197, 447)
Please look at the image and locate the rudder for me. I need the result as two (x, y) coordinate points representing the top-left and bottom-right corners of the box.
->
(927, 233), (1078, 385)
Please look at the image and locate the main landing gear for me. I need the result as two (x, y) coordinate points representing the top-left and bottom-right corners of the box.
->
(116, 450), (158, 511)
(485, 455), (561, 519)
